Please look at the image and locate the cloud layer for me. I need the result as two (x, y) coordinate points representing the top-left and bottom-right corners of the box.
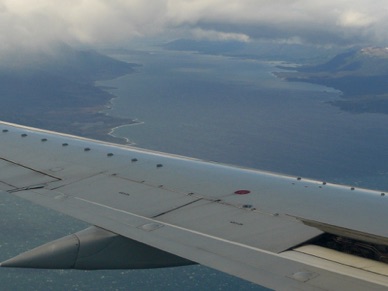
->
(1, 0), (388, 53)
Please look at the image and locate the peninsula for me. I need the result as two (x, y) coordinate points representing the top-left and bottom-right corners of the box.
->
(276, 47), (388, 115)
(0, 44), (138, 143)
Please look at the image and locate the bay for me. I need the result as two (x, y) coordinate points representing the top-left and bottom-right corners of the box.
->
(101, 49), (388, 188)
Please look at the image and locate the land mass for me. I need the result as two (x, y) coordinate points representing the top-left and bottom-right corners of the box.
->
(0, 44), (139, 142)
(276, 47), (388, 114)
(163, 39), (344, 63)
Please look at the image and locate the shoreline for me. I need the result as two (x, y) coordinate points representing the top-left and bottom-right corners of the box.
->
(272, 66), (343, 99)
(96, 79), (144, 145)
(0, 48), (142, 143)
(107, 121), (145, 145)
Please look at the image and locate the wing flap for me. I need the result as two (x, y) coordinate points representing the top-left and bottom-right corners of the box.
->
(155, 199), (322, 253)
(0, 158), (60, 190)
(50, 173), (202, 218)
(14, 184), (322, 253)
(9, 188), (388, 290)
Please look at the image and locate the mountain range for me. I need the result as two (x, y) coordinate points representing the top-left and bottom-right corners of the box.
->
(277, 47), (388, 114)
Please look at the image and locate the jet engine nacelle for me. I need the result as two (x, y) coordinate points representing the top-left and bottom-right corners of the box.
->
(1, 226), (194, 269)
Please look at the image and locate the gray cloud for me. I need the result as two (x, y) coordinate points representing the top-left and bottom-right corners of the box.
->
(0, 0), (387, 54)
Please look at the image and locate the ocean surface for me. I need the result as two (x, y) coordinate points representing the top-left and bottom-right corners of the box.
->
(103, 49), (388, 188)
(1, 48), (388, 290)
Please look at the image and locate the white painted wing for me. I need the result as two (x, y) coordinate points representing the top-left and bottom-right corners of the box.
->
(1, 121), (388, 290)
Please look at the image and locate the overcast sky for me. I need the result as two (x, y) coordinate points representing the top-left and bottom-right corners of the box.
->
(1, 0), (388, 54)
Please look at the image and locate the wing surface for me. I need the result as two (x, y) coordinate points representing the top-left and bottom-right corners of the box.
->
(1, 121), (388, 290)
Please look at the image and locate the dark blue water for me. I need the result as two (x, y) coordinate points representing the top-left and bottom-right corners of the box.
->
(2, 48), (388, 290)
(103, 49), (388, 188)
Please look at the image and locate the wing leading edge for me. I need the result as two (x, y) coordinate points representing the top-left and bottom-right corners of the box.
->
(1, 121), (388, 290)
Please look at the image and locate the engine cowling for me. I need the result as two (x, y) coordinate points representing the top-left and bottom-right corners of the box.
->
(1, 226), (194, 269)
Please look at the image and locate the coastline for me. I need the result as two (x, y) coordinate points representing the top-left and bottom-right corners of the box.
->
(272, 65), (343, 98)
(273, 54), (388, 115)
(0, 48), (141, 144)
(107, 121), (145, 145)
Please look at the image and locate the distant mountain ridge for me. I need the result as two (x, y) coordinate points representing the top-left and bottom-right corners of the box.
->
(163, 38), (341, 63)
(276, 47), (388, 114)
(295, 47), (388, 76)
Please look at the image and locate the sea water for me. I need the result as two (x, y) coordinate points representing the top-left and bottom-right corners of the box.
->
(101, 49), (388, 188)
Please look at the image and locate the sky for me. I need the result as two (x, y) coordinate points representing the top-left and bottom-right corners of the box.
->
(1, 0), (388, 54)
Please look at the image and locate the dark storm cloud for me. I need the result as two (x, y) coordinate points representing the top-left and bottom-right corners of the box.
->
(0, 0), (387, 54)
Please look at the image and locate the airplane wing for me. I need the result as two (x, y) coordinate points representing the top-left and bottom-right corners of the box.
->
(1, 120), (387, 290)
